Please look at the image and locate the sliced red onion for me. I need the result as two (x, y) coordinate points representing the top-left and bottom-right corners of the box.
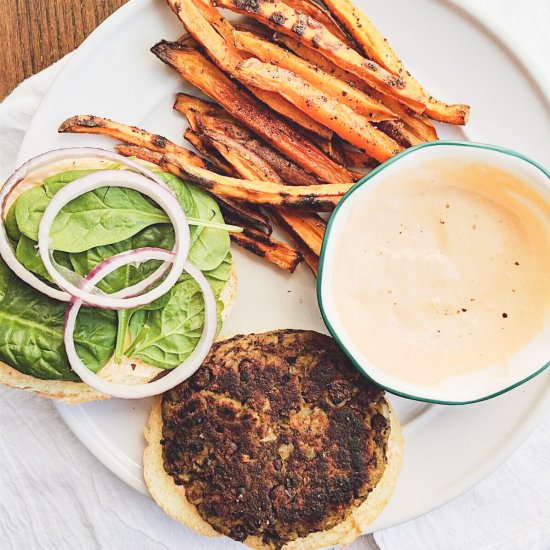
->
(38, 170), (190, 309)
(0, 148), (173, 302)
(64, 248), (217, 399)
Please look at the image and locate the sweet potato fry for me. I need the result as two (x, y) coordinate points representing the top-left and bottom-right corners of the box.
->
(270, 209), (325, 256)
(322, 0), (470, 124)
(167, 0), (332, 139)
(310, 134), (346, 165)
(58, 114), (209, 168)
(274, 33), (438, 142)
(168, 0), (243, 71)
(214, 197), (273, 236)
(289, 0), (353, 47)
(342, 148), (378, 169)
(174, 93), (230, 120)
(247, 86), (333, 139)
(199, 124), (285, 183)
(230, 227), (302, 272)
(179, 84), (331, 140)
(269, 209), (326, 276)
(111, 144), (352, 210)
(232, 19), (273, 38)
(321, 0), (415, 75)
(176, 94), (324, 185)
(183, 129), (238, 175)
(147, 135), (273, 236)
(233, 31), (396, 122)
(370, 91), (438, 142)
(235, 58), (402, 162)
(190, 110), (327, 276)
(186, 113), (327, 276)
(152, 42), (355, 184)
(213, 0), (426, 113)
(376, 120), (423, 148)
(196, 113), (323, 186)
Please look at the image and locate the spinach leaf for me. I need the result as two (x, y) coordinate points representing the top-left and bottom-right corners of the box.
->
(0, 257), (12, 302)
(154, 171), (197, 219)
(70, 224), (175, 361)
(5, 203), (21, 241)
(126, 278), (223, 369)
(187, 185), (230, 271)
(0, 258), (116, 380)
(69, 225), (175, 294)
(15, 235), (72, 283)
(15, 171), (169, 252)
(43, 169), (100, 191)
(177, 251), (232, 299)
(203, 252), (232, 299)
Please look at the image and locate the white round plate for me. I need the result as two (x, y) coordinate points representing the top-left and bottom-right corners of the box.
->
(17, 0), (550, 537)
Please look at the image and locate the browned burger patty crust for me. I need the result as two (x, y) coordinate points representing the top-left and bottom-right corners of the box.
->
(160, 330), (391, 549)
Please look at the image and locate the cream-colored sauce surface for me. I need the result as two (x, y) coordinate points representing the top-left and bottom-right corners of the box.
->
(333, 160), (550, 386)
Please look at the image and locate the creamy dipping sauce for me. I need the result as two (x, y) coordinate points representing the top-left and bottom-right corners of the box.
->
(332, 160), (550, 386)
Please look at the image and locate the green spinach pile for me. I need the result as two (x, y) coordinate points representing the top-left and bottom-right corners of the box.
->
(1, 167), (232, 381)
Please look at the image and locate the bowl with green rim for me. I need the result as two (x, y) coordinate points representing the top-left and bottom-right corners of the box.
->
(317, 140), (550, 405)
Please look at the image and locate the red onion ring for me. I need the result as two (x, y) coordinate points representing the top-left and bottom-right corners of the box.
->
(0, 148), (173, 302)
(64, 248), (217, 399)
(38, 170), (190, 309)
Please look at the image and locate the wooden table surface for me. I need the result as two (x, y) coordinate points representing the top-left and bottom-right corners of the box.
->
(0, 0), (127, 100)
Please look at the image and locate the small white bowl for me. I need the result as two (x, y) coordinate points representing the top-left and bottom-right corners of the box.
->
(318, 141), (550, 404)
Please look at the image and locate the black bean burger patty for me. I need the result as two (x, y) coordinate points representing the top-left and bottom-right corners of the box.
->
(160, 330), (391, 549)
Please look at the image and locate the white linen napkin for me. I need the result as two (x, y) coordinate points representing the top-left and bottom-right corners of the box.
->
(0, 1), (549, 549)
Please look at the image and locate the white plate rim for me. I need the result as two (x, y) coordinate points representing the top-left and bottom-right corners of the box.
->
(13, 0), (550, 534)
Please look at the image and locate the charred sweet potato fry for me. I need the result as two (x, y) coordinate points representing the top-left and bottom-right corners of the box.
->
(273, 33), (438, 142)
(376, 120), (423, 148)
(58, 114), (209, 168)
(111, 144), (352, 210)
(200, 127), (326, 275)
(195, 112), (324, 186)
(269, 209), (326, 276)
(289, 0), (353, 47)
(322, 0), (470, 124)
(168, 0), (243, 71)
(199, 124), (285, 183)
(153, 42), (355, 184)
(167, 0), (332, 139)
(176, 94), (323, 185)
(174, 93), (230, 120)
(213, 0), (426, 113)
(190, 112), (327, 276)
(233, 31), (396, 122)
(232, 19), (273, 38)
(183, 129), (238, 175)
(215, 197), (273, 236)
(185, 112), (327, 276)
(342, 148), (378, 169)
(230, 227), (302, 272)
(298, 245), (319, 275)
(270, 209), (325, 256)
(371, 92), (438, 142)
(235, 58), (402, 162)
(310, 134), (346, 166)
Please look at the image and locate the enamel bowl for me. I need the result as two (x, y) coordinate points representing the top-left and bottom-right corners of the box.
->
(318, 141), (550, 404)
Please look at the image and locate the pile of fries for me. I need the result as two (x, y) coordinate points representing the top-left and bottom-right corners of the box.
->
(59, 0), (469, 275)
